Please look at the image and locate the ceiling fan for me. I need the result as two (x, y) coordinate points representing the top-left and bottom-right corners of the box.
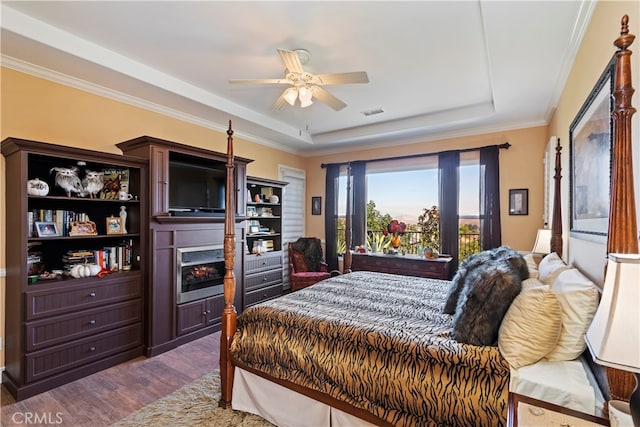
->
(229, 49), (369, 111)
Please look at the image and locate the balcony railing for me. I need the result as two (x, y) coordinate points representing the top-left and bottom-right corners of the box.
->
(336, 229), (481, 260)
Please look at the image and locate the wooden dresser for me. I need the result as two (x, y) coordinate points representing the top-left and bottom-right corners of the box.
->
(351, 252), (452, 280)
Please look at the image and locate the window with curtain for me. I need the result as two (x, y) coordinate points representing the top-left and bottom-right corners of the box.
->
(334, 152), (482, 261)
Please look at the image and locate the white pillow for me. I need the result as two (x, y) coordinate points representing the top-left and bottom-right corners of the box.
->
(538, 252), (572, 285)
(544, 268), (600, 361)
(499, 280), (562, 369)
(523, 254), (539, 279)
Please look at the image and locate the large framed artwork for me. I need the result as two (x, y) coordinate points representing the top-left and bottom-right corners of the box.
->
(569, 56), (615, 238)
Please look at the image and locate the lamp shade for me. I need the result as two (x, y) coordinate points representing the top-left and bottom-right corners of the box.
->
(585, 253), (640, 373)
(283, 87), (298, 106)
(532, 228), (552, 254)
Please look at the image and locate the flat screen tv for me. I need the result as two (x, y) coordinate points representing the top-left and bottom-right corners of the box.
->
(168, 159), (225, 216)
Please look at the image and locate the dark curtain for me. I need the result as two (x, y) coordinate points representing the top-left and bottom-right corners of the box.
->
(439, 151), (460, 274)
(479, 145), (502, 249)
(351, 161), (367, 248)
(324, 164), (340, 272)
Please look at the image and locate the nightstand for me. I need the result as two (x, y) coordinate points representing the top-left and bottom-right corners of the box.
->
(508, 393), (610, 426)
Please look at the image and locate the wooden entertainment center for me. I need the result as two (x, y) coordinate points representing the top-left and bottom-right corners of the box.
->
(116, 136), (252, 357)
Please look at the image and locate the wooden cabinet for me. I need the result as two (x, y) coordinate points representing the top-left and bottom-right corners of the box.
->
(245, 251), (283, 307)
(243, 177), (287, 307)
(1, 137), (147, 401)
(117, 136), (249, 356)
(351, 253), (452, 280)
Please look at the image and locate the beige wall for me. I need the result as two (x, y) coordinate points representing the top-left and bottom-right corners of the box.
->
(306, 127), (549, 251)
(548, 1), (640, 283)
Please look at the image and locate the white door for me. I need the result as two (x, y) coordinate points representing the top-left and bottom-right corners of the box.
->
(279, 165), (305, 290)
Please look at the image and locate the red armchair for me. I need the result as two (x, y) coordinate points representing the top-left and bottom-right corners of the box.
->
(289, 239), (332, 291)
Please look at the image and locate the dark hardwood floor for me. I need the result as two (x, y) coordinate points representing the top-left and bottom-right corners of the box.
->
(1, 332), (220, 427)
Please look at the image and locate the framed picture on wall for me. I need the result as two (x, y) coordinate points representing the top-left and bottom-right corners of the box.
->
(569, 56), (615, 238)
(311, 197), (322, 215)
(509, 189), (528, 216)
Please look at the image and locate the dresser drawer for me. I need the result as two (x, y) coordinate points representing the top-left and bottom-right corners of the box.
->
(245, 283), (283, 307)
(246, 252), (282, 274)
(245, 269), (283, 291)
(26, 275), (142, 320)
(25, 323), (142, 383)
(25, 299), (143, 352)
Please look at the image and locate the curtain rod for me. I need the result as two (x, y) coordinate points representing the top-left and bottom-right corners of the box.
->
(320, 142), (511, 168)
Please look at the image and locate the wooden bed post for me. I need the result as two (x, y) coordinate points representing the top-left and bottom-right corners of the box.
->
(550, 139), (563, 256)
(605, 14), (638, 404)
(219, 120), (237, 409)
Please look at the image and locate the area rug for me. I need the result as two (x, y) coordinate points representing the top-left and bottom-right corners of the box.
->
(111, 371), (274, 427)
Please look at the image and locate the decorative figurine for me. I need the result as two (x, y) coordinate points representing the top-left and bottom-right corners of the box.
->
(120, 206), (128, 234)
(27, 178), (49, 196)
(50, 166), (84, 197)
(81, 170), (104, 198)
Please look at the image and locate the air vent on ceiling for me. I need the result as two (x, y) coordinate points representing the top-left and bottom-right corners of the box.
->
(361, 108), (384, 116)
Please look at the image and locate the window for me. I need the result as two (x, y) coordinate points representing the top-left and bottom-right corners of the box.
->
(336, 153), (482, 260)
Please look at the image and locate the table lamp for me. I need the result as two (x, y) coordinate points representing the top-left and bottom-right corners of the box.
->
(585, 253), (640, 426)
(532, 228), (552, 254)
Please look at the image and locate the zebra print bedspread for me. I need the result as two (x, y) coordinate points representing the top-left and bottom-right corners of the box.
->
(231, 271), (510, 426)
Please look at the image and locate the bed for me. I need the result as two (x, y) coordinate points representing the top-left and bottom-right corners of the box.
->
(218, 16), (636, 426)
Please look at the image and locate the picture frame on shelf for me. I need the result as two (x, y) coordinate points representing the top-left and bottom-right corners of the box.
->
(569, 56), (615, 238)
(106, 216), (124, 235)
(35, 221), (59, 237)
(246, 205), (257, 217)
(509, 189), (528, 215)
(69, 220), (98, 236)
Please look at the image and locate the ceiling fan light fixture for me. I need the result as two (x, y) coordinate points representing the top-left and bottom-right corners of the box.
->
(283, 87), (298, 106)
(300, 98), (313, 108)
(298, 86), (313, 103)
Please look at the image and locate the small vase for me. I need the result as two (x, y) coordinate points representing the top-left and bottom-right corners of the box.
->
(391, 235), (401, 252)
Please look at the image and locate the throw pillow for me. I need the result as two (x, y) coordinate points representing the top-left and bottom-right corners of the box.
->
(538, 252), (572, 285)
(443, 250), (493, 314)
(452, 260), (522, 346)
(544, 268), (600, 361)
(498, 284), (562, 369)
(523, 253), (539, 279)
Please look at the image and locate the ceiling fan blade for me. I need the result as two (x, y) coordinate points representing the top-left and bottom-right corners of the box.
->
(277, 49), (304, 73)
(271, 90), (289, 111)
(311, 86), (347, 111)
(229, 78), (289, 85)
(314, 72), (369, 85)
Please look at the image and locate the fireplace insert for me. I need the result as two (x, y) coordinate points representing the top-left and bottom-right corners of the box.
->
(176, 245), (225, 304)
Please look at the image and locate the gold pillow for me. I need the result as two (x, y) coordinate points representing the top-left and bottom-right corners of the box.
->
(498, 282), (562, 369)
(523, 254), (539, 279)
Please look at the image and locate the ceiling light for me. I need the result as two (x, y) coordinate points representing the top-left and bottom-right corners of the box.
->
(298, 86), (313, 103)
(300, 98), (313, 108)
(283, 88), (298, 106)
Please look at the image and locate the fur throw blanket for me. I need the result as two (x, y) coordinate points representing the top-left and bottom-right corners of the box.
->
(292, 237), (324, 272)
(444, 246), (528, 346)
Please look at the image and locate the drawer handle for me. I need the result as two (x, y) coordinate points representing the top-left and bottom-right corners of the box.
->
(203, 311), (208, 316)
(262, 277), (268, 282)
(262, 261), (267, 266)
(89, 292), (96, 297)
(262, 293), (267, 297)
(89, 320), (96, 325)
(89, 346), (96, 352)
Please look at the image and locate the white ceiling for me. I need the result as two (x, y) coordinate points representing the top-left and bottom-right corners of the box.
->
(1, 1), (594, 155)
